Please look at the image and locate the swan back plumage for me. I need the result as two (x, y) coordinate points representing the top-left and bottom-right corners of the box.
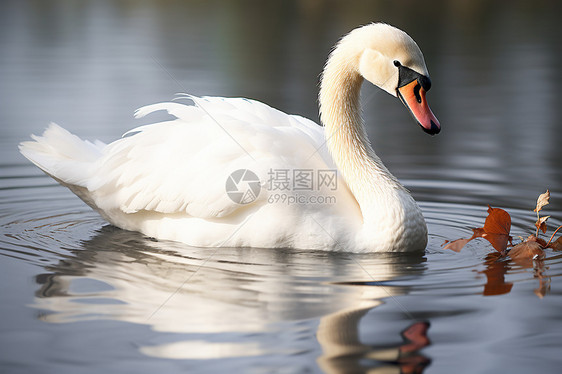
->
(94, 97), (336, 217)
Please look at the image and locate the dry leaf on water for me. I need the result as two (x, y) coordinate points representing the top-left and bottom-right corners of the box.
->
(444, 228), (485, 252)
(445, 190), (561, 261)
(535, 215), (550, 234)
(482, 205), (512, 253)
(443, 191), (559, 299)
(508, 237), (545, 261)
(483, 205), (511, 235)
(547, 236), (562, 251)
(534, 190), (550, 213)
(444, 207), (511, 254)
(443, 237), (472, 253)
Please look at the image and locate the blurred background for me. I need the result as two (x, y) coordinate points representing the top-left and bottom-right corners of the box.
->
(1, 1), (562, 373)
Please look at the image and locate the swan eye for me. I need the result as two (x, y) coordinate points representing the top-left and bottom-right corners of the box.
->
(393, 60), (401, 67)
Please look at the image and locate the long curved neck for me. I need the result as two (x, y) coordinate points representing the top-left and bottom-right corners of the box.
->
(319, 44), (406, 224)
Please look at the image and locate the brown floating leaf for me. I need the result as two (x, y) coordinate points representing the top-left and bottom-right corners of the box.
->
(483, 206), (511, 236)
(444, 207), (512, 254)
(443, 238), (472, 253)
(547, 236), (562, 251)
(534, 190), (550, 213)
(534, 236), (548, 247)
(535, 215), (550, 234)
(546, 225), (562, 248)
(482, 233), (511, 254)
(444, 228), (485, 252)
(508, 240), (545, 260)
(525, 234), (542, 244)
(482, 206), (512, 253)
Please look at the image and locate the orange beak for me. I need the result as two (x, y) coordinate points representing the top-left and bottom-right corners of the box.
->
(397, 80), (441, 135)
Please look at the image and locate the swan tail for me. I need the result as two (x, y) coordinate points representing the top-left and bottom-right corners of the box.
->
(19, 123), (104, 188)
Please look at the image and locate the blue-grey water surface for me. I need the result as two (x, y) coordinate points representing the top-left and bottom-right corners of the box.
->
(1, 1), (562, 373)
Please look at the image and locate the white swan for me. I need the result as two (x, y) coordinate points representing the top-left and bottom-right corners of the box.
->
(19, 23), (440, 252)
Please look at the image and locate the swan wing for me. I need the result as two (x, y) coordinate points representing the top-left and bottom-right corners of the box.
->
(88, 96), (332, 219)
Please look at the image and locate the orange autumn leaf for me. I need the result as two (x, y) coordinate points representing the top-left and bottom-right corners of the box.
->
(444, 228), (483, 252)
(482, 233), (511, 254)
(482, 206), (512, 253)
(483, 205), (511, 236)
(445, 191), (557, 261)
(444, 208), (512, 254)
(443, 237), (473, 253)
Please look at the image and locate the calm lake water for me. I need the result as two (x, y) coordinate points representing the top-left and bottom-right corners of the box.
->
(2, 1), (562, 373)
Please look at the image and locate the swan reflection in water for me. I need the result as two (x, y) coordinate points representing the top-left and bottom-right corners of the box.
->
(33, 226), (431, 372)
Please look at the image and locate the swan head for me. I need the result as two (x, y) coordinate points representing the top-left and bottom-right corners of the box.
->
(353, 23), (441, 135)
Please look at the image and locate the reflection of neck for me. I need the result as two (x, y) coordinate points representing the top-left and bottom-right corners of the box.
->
(316, 302), (432, 373)
(316, 303), (381, 372)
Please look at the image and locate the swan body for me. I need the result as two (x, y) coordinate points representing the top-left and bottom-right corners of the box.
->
(20, 23), (440, 252)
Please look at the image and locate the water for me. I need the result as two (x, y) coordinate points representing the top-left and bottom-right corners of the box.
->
(2, 1), (562, 373)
